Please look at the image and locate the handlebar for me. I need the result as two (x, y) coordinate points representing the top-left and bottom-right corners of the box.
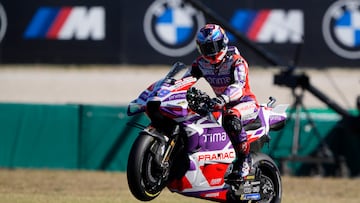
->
(267, 96), (277, 107)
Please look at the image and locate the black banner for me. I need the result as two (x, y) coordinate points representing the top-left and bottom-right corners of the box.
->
(0, 0), (359, 67)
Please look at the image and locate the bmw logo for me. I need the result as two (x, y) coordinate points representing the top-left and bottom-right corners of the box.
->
(143, 0), (205, 57)
(323, 0), (360, 59)
(0, 3), (7, 43)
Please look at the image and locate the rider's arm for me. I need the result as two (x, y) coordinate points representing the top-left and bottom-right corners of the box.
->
(183, 60), (203, 80)
(221, 57), (249, 103)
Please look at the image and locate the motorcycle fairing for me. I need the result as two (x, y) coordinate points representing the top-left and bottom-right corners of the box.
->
(127, 76), (197, 117)
(167, 105), (287, 201)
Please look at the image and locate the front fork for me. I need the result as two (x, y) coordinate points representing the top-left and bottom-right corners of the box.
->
(145, 125), (181, 180)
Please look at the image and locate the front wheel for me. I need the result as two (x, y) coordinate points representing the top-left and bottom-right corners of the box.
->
(127, 133), (168, 201)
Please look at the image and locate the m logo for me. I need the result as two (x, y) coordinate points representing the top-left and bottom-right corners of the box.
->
(229, 9), (304, 43)
(24, 6), (105, 40)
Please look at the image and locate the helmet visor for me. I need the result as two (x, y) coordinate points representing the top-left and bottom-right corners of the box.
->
(199, 40), (225, 57)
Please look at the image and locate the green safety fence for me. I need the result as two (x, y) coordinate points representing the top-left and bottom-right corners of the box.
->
(0, 103), (149, 171)
(0, 103), (79, 169)
(263, 108), (360, 176)
(78, 105), (149, 171)
(0, 102), (358, 176)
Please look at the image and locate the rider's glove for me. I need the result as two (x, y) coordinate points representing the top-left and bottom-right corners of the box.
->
(210, 95), (227, 111)
(187, 87), (211, 115)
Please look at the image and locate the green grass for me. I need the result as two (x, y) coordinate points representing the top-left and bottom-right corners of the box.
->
(0, 168), (359, 203)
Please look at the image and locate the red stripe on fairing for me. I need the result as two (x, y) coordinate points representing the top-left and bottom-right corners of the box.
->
(168, 176), (193, 191)
(46, 7), (72, 39)
(247, 10), (270, 41)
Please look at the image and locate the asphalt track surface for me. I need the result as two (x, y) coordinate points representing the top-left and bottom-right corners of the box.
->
(0, 65), (359, 111)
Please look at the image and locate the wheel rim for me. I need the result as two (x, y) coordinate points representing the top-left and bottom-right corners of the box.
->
(141, 143), (167, 195)
(259, 174), (275, 203)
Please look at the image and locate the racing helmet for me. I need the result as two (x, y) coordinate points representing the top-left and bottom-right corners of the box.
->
(196, 24), (229, 64)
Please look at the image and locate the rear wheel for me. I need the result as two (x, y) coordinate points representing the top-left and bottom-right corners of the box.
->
(127, 133), (167, 201)
(226, 153), (282, 203)
(254, 153), (282, 203)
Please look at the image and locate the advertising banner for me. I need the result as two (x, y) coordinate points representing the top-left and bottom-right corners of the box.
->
(0, 0), (359, 67)
(0, 0), (122, 63)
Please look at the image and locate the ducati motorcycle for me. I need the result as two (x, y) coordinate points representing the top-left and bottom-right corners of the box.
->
(126, 62), (288, 203)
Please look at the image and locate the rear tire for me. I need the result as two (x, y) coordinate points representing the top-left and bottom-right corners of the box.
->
(253, 153), (282, 203)
(127, 133), (167, 201)
(226, 153), (282, 203)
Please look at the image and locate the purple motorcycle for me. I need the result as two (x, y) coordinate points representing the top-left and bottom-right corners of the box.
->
(127, 62), (288, 203)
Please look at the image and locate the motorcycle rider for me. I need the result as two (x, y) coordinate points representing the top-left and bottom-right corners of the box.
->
(185, 24), (259, 180)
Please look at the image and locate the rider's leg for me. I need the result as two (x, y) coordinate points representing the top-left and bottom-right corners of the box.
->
(223, 114), (251, 177)
(223, 101), (258, 178)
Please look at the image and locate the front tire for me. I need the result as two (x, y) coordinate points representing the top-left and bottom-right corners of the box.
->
(127, 133), (167, 201)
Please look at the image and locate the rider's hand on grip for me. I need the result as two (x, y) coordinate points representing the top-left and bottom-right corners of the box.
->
(186, 87), (211, 116)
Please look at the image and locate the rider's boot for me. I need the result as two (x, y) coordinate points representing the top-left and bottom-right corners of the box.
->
(225, 142), (251, 183)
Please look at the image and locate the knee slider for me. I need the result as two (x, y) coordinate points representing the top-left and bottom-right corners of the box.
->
(223, 116), (242, 135)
